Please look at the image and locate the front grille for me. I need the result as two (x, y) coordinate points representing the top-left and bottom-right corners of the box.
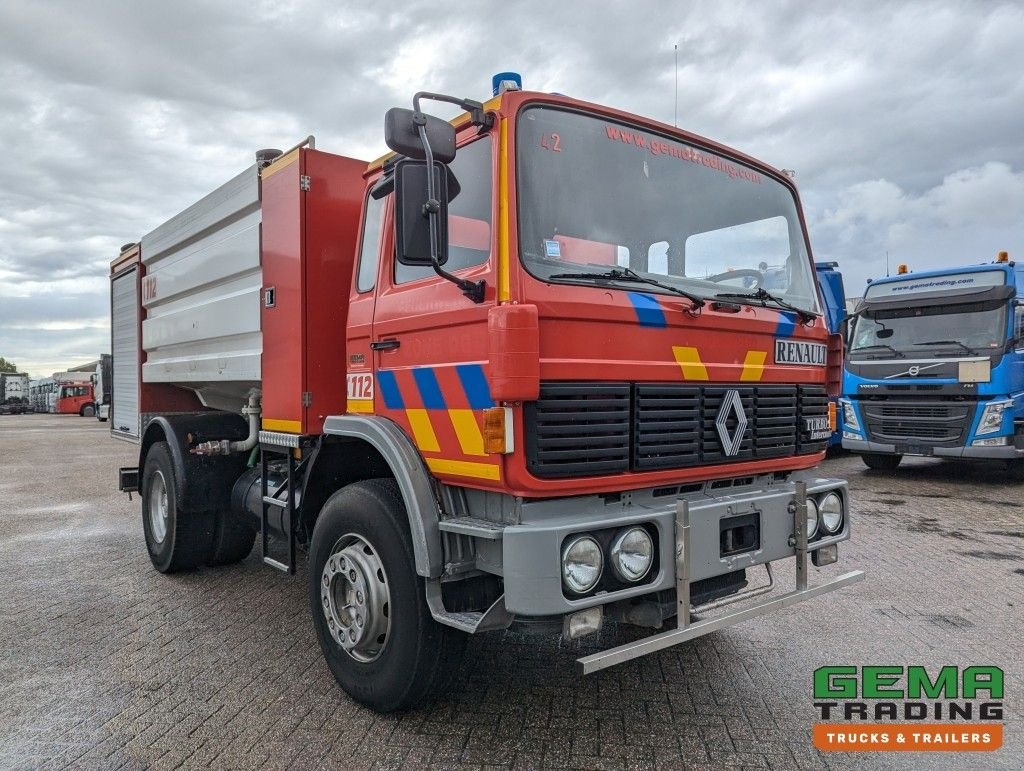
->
(527, 382), (829, 478)
(861, 400), (974, 446)
(524, 383), (631, 477)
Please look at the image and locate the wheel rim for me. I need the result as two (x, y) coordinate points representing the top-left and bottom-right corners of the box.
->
(321, 533), (391, 663)
(149, 470), (169, 544)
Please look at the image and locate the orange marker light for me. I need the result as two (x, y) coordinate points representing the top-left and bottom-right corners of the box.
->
(897, 263), (909, 274)
(483, 407), (513, 454)
(828, 401), (837, 431)
(997, 250), (1009, 263)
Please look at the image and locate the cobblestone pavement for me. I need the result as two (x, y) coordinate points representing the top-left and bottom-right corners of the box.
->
(1, 414), (1021, 769)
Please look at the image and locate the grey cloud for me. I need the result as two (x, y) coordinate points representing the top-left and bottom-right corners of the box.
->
(1, 0), (1023, 373)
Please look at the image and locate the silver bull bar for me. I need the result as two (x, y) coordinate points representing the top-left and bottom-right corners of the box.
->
(577, 481), (866, 674)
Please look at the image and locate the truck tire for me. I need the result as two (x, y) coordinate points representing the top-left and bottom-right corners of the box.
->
(82, 404), (95, 417)
(209, 510), (256, 566)
(861, 452), (902, 471)
(141, 441), (215, 572)
(308, 478), (465, 712)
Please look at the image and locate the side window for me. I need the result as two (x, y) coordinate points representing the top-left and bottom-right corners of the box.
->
(1015, 306), (1024, 351)
(395, 136), (493, 284)
(356, 193), (386, 293)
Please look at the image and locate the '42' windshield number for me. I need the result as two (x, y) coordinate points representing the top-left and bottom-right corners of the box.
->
(539, 133), (562, 152)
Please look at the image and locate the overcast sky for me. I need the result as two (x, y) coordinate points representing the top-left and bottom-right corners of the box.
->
(2, 0), (1023, 377)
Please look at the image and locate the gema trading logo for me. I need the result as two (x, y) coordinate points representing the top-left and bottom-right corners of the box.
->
(812, 665), (1004, 752)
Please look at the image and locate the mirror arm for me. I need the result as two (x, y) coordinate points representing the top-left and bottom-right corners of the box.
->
(414, 92), (494, 131)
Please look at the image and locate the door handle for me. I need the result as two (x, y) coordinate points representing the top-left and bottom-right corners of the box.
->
(370, 339), (401, 351)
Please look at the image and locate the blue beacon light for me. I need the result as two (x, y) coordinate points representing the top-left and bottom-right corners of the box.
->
(492, 72), (523, 96)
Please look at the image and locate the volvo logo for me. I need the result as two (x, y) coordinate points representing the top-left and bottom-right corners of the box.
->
(908, 365), (920, 376)
(715, 389), (748, 457)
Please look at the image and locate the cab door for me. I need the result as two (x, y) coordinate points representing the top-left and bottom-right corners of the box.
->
(369, 135), (500, 486)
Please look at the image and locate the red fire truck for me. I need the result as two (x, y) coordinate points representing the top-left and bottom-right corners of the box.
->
(113, 79), (863, 711)
(54, 375), (95, 416)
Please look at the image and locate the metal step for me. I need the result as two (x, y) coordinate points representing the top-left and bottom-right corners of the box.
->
(425, 581), (514, 633)
(438, 517), (505, 540)
(263, 556), (291, 573)
(262, 496), (288, 509)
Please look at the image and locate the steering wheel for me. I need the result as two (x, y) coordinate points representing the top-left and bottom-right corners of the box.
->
(706, 268), (764, 289)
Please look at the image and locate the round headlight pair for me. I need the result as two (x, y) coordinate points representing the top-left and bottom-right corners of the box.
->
(562, 527), (654, 594)
(805, 492), (844, 541)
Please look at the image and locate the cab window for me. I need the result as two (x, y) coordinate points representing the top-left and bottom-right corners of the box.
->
(357, 193), (386, 293)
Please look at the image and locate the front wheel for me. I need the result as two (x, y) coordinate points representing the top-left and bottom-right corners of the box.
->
(309, 479), (465, 712)
(861, 452), (902, 471)
(81, 404), (95, 417)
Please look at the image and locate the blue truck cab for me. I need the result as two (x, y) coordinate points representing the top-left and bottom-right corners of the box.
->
(840, 253), (1024, 471)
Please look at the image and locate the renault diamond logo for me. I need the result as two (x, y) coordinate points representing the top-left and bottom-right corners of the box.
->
(715, 389), (748, 457)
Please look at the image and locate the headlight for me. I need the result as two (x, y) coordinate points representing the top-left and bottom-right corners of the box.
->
(976, 400), (1012, 435)
(805, 497), (819, 540)
(610, 527), (654, 582)
(562, 535), (603, 594)
(840, 399), (860, 432)
(819, 492), (843, 534)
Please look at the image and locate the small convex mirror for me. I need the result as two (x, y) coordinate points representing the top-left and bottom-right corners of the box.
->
(384, 108), (456, 163)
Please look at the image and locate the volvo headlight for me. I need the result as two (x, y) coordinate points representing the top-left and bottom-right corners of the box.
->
(610, 527), (654, 582)
(805, 497), (819, 540)
(840, 399), (860, 432)
(819, 492), (844, 534)
(977, 400), (1011, 435)
(562, 535), (603, 594)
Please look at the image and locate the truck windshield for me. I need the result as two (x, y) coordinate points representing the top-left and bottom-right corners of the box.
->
(516, 106), (820, 313)
(849, 302), (1007, 358)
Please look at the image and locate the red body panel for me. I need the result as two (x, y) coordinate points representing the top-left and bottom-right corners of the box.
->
(260, 148), (365, 434)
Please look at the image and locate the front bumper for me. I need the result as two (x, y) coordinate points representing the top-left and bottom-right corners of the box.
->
(500, 471), (860, 618)
(577, 478), (864, 673)
(843, 437), (1024, 460)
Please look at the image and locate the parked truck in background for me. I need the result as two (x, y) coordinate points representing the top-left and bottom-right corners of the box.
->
(113, 77), (863, 711)
(0, 372), (30, 414)
(842, 252), (1024, 471)
(94, 354), (112, 421)
(29, 378), (53, 413)
(50, 372), (95, 415)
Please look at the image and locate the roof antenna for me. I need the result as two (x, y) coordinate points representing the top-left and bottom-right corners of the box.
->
(674, 44), (679, 127)
(885, 250), (890, 277)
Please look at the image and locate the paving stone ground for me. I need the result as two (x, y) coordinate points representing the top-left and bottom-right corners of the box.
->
(0, 414), (1021, 769)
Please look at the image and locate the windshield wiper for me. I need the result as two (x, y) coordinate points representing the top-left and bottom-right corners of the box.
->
(851, 343), (905, 359)
(548, 267), (705, 312)
(713, 287), (818, 324)
(912, 340), (975, 356)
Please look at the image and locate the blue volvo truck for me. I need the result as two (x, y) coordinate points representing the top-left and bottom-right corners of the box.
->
(840, 253), (1024, 471)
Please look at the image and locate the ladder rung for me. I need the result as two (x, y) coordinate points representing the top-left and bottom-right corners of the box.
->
(263, 556), (292, 573)
(262, 496), (288, 508)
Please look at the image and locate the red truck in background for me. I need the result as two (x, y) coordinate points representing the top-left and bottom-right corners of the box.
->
(113, 79), (864, 711)
(55, 380), (95, 416)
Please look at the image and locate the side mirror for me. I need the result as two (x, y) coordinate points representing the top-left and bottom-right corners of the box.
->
(394, 159), (450, 266)
(384, 108), (456, 163)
